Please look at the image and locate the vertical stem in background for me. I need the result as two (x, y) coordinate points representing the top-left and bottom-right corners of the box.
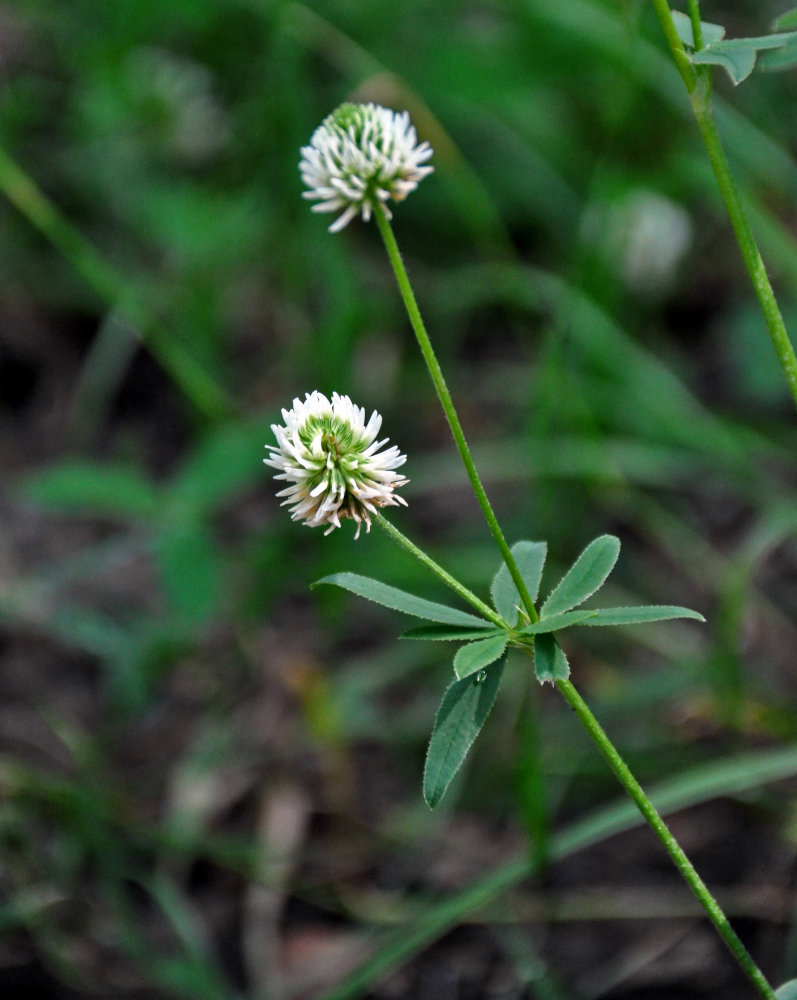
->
(650, 0), (697, 89)
(374, 208), (539, 624)
(687, 0), (704, 50)
(649, 2), (797, 414)
(556, 678), (777, 1000)
(689, 91), (797, 410)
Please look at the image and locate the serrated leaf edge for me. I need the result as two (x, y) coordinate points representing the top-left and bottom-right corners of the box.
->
(423, 661), (505, 808)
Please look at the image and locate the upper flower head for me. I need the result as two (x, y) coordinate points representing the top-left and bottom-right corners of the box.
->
(265, 391), (409, 538)
(299, 102), (434, 232)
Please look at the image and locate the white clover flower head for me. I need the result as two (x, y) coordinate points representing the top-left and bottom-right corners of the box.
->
(265, 391), (409, 538)
(299, 102), (434, 232)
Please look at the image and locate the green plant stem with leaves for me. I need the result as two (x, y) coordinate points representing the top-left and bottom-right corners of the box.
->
(373, 207), (776, 999)
(298, 98), (781, 997)
(649, 0), (797, 412)
(368, 498), (777, 1000)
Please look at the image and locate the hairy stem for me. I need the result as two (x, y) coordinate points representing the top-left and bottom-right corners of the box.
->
(375, 209), (539, 623)
(374, 513), (505, 628)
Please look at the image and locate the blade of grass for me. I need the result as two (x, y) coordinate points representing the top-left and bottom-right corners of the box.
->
(0, 143), (233, 419)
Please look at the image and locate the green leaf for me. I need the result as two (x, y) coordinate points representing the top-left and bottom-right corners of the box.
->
(760, 35), (797, 70)
(169, 419), (267, 516)
(692, 33), (797, 85)
(490, 541), (547, 625)
(534, 633), (570, 684)
(401, 625), (504, 641)
(21, 462), (158, 519)
(154, 523), (223, 623)
(671, 7), (797, 85)
(313, 573), (491, 628)
(49, 607), (129, 659)
(775, 980), (797, 1000)
(541, 535), (620, 617)
(517, 609), (598, 635)
(774, 7), (797, 31)
(670, 9), (725, 48)
(580, 605), (705, 626)
(453, 634), (508, 680)
(423, 659), (505, 808)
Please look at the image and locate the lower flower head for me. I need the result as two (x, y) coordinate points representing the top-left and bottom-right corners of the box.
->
(299, 102), (433, 232)
(265, 391), (409, 538)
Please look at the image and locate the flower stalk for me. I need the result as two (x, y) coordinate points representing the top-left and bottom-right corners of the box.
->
(374, 208), (540, 625)
(374, 512), (505, 627)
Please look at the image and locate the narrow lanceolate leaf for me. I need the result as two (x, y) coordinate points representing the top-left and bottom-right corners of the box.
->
(453, 634), (508, 680)
(490, 541), (547, 625)
(401, 625), (504, 641)
(580, 605), (705, 627)
(534, 633), (570, 684)
(774, 7), (797, 31)
(517, 609), (597, 635)
(313, 574), (490, 628)
(423, 660), (505, 808)
(541, 535), (620, 618)
(22, 462), (159, 518)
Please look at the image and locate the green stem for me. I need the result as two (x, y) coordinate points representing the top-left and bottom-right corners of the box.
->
(556, 678), (777, 1000)
(374, 209), (539, 623)
(687, 0), (704, 50)
(0, 143), (233, 419)
(374, 513), (506, 628)
(649, 4), (797, 414)
(373, 119), (774, 995)
(689, 93), (797, 412)
(649, 0), (697, 90)
(378, 491), (774, 995)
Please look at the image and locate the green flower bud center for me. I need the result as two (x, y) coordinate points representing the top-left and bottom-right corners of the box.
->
(321, 431), (340, 462)
(330, 103), (368, 141)
(299, 415), (367, 495)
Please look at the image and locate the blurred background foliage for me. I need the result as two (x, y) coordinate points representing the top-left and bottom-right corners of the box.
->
(2, 1), (797, 998)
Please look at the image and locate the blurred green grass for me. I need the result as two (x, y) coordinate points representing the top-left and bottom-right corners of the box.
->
(2, 1), (797, 997)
